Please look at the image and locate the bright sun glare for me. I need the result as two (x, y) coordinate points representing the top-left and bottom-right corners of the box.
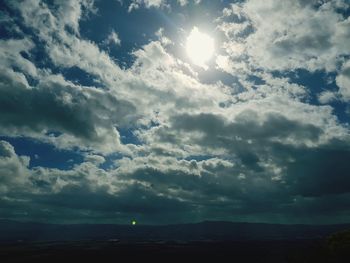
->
(186, 27), (215, 69)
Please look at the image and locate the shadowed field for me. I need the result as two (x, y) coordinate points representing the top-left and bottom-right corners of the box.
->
(0, 240), (331, 263)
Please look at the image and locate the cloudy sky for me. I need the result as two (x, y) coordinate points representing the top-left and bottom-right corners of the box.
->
(0, 0), (350, 225)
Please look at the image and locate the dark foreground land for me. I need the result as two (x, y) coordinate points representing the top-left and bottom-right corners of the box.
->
(0, 221), (349, 262)
(0, 239), (349, 263)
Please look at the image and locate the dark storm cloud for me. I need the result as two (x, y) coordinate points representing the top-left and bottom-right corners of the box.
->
(171, 110), (323, 143)
(114, 163), (350, 223)
(0, 176), (194, 223)
(1, 136), (350, 223)
(30, 183), (191, 215)
(0, 68), (136, 149)
(286, 143), (350, 197)
(0, 70), (93, 139)
(165, 110), (323, 170)
(156, 110), (350, 198)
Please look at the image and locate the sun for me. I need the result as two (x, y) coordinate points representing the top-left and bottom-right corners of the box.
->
(186, 27), (215, 69)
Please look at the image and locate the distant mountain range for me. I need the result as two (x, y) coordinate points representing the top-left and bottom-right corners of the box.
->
(1, 220), (349, 242)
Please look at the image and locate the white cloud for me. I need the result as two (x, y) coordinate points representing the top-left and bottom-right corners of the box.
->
(217, 0), (350, 72)
(0, 141), (30, 194)
(84, 154), (106, 165)
(0, 38), (37, 78)
(336, 61), (350, 101)
(2, 0), (232, 156)
(104, 30), (121, 47)
(0, 66), (136, 154)
(155, 28), (172, 46)
(177, 0), (201, 6)
(128, 0), (167, 12)
(318, 90), (338, 104)
(177, 0), (187, 6)
(53, 0), (96, 33)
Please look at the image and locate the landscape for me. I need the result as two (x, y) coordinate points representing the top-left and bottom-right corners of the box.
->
(1, 220), (350, 262)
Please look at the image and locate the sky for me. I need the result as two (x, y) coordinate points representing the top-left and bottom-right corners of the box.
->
(0, 0), (350, 225)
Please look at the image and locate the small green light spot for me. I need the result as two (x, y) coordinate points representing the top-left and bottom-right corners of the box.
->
(132, 220), (137, 225)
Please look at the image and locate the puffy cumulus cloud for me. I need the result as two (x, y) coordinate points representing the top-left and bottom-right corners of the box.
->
(177, 0), (201, 6)
(150, 93), (346, 147)
(0, 1), (133, 153)
(155, 28), (172, 46)
(11, 0), (95, 36)
(336, 61), (350, 101)
(170, 110), (324, 147)
(0, 139), (116, 196)
(109, 150), (350, 223)
(0, 67), (135, 153)
(103, 30), (121, 47)
(128, 0), (200, 11)
(217, 0), (350, 72)
(318, 90), (338, 104)
(141, 92), (350, 197)
(53, 0), (96, 33)
(0, 141), (31, 194)
(4, 0), (229, 146)
(128, 0), (167, 12)
(84, 154), (106, 165)
(0, 1), (193, 159)
(1, 135), (350, 224)
(0, 140), (194, 223)
(177, 0), (188, 6)
(12, 0), (124, 83)
(114, 40), (232, 130)
(0, 38), (37, 78)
